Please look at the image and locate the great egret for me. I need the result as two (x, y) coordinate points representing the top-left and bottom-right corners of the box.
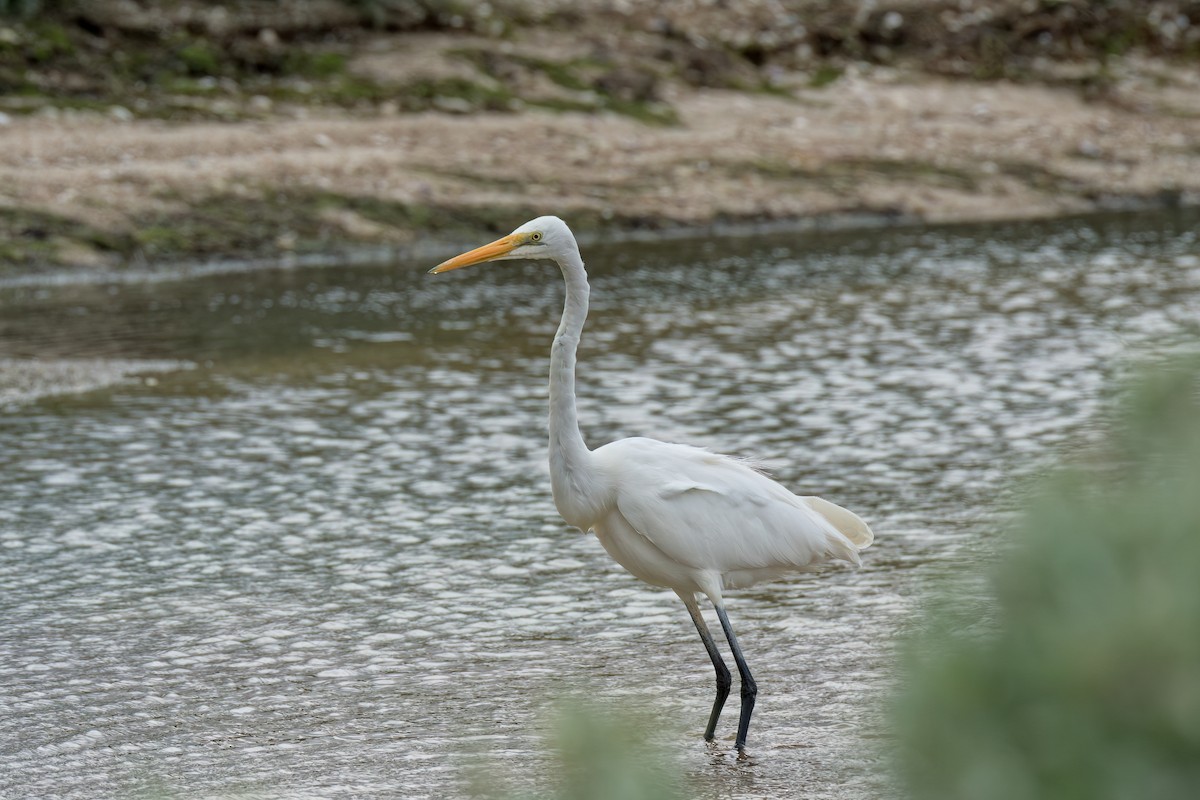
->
(429, 216), (873, 752)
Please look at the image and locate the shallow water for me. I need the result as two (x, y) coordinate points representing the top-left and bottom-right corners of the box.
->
(1, 209), (1198, 800)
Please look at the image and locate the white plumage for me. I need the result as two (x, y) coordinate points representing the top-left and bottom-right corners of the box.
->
(430, 215), (873, 753)
(592, 437), (871, 595)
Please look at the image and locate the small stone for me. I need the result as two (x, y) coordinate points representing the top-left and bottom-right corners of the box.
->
(433, 96), (474, 114)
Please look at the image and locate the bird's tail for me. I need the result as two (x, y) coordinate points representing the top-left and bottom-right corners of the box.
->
(803, 496), (875, 566)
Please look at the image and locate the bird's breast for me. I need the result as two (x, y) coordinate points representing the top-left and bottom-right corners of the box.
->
(591, 510), (710, 594)
(549, 453), (611, 532)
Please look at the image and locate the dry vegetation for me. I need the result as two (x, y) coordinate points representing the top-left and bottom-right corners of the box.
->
(1, 0), (1199, 273)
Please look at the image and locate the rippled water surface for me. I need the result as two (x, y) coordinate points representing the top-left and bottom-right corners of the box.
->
(2, 210), (1199, 799)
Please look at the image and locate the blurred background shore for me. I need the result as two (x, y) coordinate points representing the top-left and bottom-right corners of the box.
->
(2, 0), (1199, 277)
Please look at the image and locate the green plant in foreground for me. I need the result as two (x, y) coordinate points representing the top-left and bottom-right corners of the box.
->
(471, 703), (684, 800)
(894, 357), (1200, 800)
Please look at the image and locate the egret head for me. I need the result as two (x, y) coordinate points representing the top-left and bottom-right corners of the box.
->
(428, 216), (576, 274)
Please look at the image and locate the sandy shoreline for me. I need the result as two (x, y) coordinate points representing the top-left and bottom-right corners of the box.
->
(3, 48), (1199, 276)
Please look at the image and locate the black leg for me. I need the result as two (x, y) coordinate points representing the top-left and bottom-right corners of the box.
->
(682, 596), (731, 742)
(714, 604), (757, 752)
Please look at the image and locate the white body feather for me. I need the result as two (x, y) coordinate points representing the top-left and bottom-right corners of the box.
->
(581, 437), (872, 599)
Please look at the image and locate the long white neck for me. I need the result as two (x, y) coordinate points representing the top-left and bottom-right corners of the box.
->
(548, 249), (604, 530)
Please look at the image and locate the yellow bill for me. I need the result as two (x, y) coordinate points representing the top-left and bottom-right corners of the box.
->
(428, 233), (525, 274)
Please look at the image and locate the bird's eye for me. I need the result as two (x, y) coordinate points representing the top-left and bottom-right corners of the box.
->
(530, 232), (542, 242)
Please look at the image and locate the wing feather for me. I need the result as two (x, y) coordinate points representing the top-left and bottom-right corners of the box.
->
(594, 438), (870, 575)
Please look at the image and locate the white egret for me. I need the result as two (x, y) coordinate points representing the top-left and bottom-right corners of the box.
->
(429, 216), (873, 752)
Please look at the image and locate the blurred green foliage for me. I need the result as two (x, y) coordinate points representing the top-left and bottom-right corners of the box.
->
(176, 40), (220, 77)
(470, 703), (685, 800)
(894, 357), (1200, 800)
(344, 0), (521, 31)
(0, 0), (45, 19)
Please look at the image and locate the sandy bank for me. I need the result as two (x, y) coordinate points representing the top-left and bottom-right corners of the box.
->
(1, 3), (1199, 276)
